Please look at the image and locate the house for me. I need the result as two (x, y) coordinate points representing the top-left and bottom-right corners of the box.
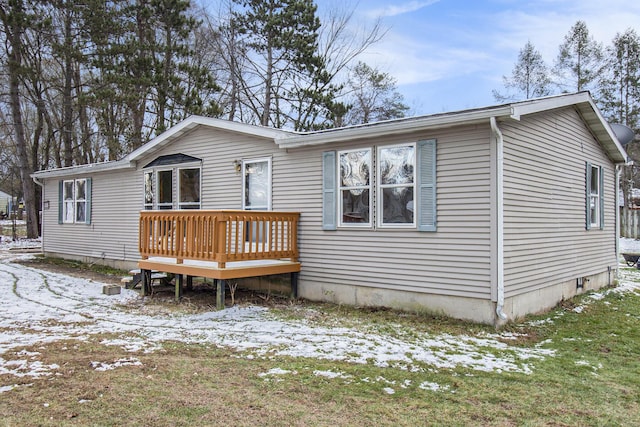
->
(31, 92), (628, 324)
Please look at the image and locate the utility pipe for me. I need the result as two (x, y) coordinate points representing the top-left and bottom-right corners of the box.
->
(490, 117), (508, 321)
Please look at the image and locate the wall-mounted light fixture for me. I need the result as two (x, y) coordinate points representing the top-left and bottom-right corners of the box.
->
(233, 160), (241, 174)
(43, 200), (50, 210)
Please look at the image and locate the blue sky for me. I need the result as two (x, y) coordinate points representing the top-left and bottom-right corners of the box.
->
(314, 0), (640, 115)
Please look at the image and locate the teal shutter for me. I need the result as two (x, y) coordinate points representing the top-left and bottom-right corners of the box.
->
(417, 139), (437, 231)
(322, 151), (337, 230)
(585, 162), (592, 230)
(58, 180), (64, 224)
(85, 178), (92, 224)
(599, 166), (604, 230)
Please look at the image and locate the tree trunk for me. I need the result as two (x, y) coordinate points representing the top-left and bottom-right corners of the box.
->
(3, 1), (39, 238)
(261, 43), (273, 126)
(62, 3), (73, 167)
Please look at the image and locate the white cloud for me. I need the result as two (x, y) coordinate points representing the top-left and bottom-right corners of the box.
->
(367, 0), (440, 18)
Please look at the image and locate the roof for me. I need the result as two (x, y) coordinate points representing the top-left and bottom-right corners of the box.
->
(275, 92), (628, 163)
(126, 116), (295, 162)
(143, 153), (202, 168)
(31, 91), (628, 180)
(32, 116), (296, 179)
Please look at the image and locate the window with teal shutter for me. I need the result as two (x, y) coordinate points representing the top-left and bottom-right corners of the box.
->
(585, 162), (603, 230)
(322, 141), (436, 231)
(58, 180), (63, 224)
(322, 151), (337, 230)
(85, 178), (92, 224)
(417, 139), (437, 231)
(58, 177), (92, 224)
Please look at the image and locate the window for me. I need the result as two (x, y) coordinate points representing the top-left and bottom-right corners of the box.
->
(144, 171), (153, 210)
(242, 158), (271, 211)
(157, 170), (173, 210)
(323, 140), (436, 231)
(178, 168), (201, 210)
(378, 144), (415, 227)
(58, 178), (91, 224)
(242, 158), (272, 244)
(586, 162), (604, 230)
(63, 180), (74, 223)
(339, 149), (372, 226)
(75, 179), (87, 222)
(142, 153), (202, 210)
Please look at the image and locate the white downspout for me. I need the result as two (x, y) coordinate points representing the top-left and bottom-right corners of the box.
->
(32, 176), (44, 245)
(491, 117), (508, 321)
(615, 165), (621, 275)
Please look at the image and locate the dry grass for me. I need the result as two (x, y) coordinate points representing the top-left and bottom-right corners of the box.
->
(2, 258), (640, 425)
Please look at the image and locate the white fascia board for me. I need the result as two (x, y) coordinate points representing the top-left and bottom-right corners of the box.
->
(128, 116), (295, 162)
(578, 99), (629, 164)
(31, 158), (134, 179)
(509, 92), (592, 120)
(276, 106), (512, 148)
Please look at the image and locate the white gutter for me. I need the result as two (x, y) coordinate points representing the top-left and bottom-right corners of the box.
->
(277, 106), (513, 148)
(491, 117), (508, 322)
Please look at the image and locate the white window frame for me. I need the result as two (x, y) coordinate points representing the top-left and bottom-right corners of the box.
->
(75, 179), (87, 223)
(178, 166), (202, 210)
(242, 157), (272, 211)
(62, 180), (75, 224)
(62, 178), (87, 224)
(338, 148), (373, 228)
(587, 163), (603, 230)
(143, 171), (154, 210)
(377, 143), (416, 229)
(143, 164), (202, 210)
(155, 168), (174, 210)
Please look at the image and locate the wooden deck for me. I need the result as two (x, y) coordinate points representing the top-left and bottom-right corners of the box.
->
(137, 210), (301, 308)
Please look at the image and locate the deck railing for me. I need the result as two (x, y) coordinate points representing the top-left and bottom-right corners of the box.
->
(139, 210), (300, 268)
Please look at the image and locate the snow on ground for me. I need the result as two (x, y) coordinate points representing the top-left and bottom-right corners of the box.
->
(1, 238), (638, 384)
(621, 237), (640, 254)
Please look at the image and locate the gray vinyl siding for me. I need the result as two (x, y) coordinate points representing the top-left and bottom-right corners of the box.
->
(137, 127), (276, 210)
(282, 125), (494, 299)
(42, 168), (142, 263)
(501, 107), (617, 297)
(42, 127), (279, 262)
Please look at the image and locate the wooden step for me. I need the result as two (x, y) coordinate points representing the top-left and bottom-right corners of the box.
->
(121, 272), (169, 289)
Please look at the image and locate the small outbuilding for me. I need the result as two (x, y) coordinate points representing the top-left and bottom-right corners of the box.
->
(31, 92), (628, 324)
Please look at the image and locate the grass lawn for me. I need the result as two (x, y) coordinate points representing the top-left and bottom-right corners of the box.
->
(1, 265), (639, 426)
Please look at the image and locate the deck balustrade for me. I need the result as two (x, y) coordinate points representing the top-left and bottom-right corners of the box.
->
(139, 210), (299, 268)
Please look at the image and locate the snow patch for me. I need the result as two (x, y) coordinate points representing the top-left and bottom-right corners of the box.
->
(90, 358), (142, 371)
(313, 369), (351, 379)
(7, 243), (640, 379)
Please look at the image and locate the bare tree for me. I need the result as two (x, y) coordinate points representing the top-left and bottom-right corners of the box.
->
(493, 41), (552, 102)
(341, 61), (409, 125)
(204, 0), (385, 130)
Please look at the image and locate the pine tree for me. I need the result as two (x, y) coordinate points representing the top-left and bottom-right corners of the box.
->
(598, 29), (640, 211)
(597, 28), (640, 131)
(230, 0), (326, 128)
(554, 21), (603, 93)
(493, 41), (552, 102)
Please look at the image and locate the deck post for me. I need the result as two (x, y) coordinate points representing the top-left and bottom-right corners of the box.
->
(141, 269), (151, 296)
(176, 274), (183, 301)
(186, 275), (193, 291)
(216, 279), (225, 310)
(290, 272), (298, 299)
